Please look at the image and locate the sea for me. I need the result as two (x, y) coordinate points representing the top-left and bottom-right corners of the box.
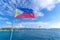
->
(0, 29), (60, 40)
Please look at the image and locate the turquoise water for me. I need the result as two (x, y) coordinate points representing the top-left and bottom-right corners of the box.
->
(0, 29), (60, 40)
(12, 29), (60, 40)
(0, 31), (11, 40)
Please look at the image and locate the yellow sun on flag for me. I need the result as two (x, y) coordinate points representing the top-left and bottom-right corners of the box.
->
(15, 9), (23, 17)
(16, 9), (19, 15)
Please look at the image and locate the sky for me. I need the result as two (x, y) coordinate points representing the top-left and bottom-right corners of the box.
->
(0, 0), (60, 28)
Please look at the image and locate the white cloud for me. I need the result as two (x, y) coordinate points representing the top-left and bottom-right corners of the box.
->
(14, 22), (60, 29)
(0, 17), (3, 20)
(6, 21), (12, 24)
(29, 0), (60, 17)
(46, 5), (55, 11)
(39, 22), (60, 28)
(0, 11), (4, 15)
(34, 11), (44, 17)
(56, 0), (60, 3)
(0, 0), (16, 16)
(33, 0), (54, 8)
(4, 21), (12, 28)
(0, 17), (9, 20)
(11, 0), (16, 4)
(14, 22), (48, 28)
(48, 22), (60, 28)
(17, 0), (60, 17)
(14, 24), (23, 28)
(0, 21), (12, 28)
(32, 0), (60, 11)
(1, 0), (60, 16)
(4, 3), (15, 16)
(1, 0), (60, 17)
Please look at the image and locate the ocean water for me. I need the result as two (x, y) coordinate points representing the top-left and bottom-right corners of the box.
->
(0, 31), (11, 40)
(0, 29), (60, 40)
(12, 29), (60, 40)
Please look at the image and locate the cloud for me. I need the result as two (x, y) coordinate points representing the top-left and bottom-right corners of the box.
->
(33, 0), (54, 8)
(0, 17), (9, 20)
(46, 5), (55, 11)
(14, 22), (48, 28)
(0, 21), (12, 28)
(1, 0), (60, 17)
(14, 22), (60, 29)
(11, 0), (16, 4)
(0, 11), (4, 15)
(6, 21), (12, 24)
(32, 0), (60, 17)
(48, 22), (60, 28)
(0, 0), (16, 16)
(34, 11), (44, 17)
(16, 0), (60, 17)
(5, 21), (12, 28)
(32, 0), (60, 11)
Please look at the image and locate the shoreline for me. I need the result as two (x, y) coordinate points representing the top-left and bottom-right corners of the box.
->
(0, 28), (60, 31)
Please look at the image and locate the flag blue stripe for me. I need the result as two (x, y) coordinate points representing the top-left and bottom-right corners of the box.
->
(17, 7), (33, 13)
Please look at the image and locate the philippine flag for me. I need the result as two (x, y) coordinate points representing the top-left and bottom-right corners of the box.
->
(15, 7), (35, 18)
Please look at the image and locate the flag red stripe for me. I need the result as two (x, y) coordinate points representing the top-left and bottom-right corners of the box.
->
(15, 12), (35, 18)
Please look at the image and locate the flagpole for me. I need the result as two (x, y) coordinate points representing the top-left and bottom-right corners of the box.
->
(10, 9), (16, 40)
(10, 19), (14, 40)
(10, 1), (18, 40)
